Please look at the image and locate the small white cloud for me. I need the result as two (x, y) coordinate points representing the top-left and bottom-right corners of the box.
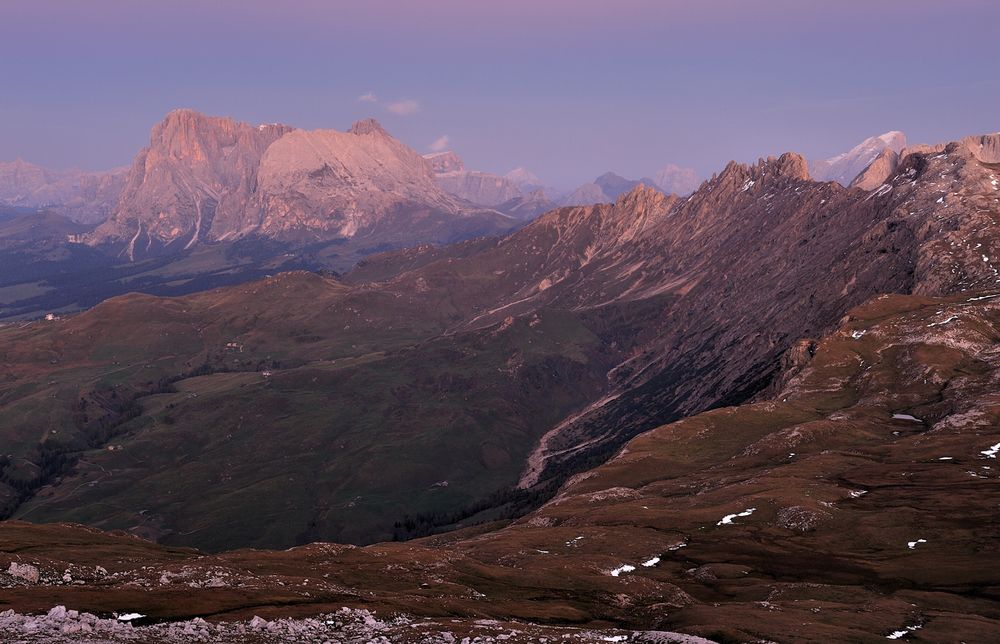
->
(357, 92), (378, 103)
(428, 135), (450, 152)
(386, 99), (420, 116)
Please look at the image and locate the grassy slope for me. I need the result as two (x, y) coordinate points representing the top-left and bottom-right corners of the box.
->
(4, 270), (614, 548)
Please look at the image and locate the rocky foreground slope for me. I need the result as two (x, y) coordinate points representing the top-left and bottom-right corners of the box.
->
(1, 290), (998, 642)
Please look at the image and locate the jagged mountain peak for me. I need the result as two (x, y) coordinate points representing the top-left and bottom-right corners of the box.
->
(613, 182), (669, 210)
(155, 108), (290, 137)
(348, 118), (389, 136)
(145, 108), (293, 162)
(958, 131), (1000, 163)
(765, 151), (811, 180)
(714, 152), (810, 189)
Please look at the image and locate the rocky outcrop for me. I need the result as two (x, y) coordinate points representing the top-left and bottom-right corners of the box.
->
(962, 132), (1000, 163)
(6, 562), (38, 584)
(850, 147), (900, 190)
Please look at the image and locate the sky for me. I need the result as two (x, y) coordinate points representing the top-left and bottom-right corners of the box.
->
(1, 0), (999, 188)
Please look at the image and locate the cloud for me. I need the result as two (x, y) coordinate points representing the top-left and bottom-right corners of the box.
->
(357, 92), (378, 103)
(385, 99), (420, 116)
(428, 135), (450, 152)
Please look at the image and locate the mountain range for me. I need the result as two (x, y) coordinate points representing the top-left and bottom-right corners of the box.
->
(2, 111), (1000, 640)
(3, 131), (998, 545)
(424, 149), (703, 214)
(1, 127), (999, 641)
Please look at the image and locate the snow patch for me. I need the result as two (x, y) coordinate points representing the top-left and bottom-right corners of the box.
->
(981, 442), (1000, 458)
(892, 413), (922, 422)
(887, 624), (922, 639)
(117, 613), (146, 622)
(641, 557), (661, 568)
(871, 183), (893, 198)
(927, 315), (958, 327)
(717, 508), (756, 526)
(609, 564), (636, 577)
(907, 539), (927, 550)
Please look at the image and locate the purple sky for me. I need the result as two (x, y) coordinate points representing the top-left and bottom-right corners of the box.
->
(2, 0), (998, 187)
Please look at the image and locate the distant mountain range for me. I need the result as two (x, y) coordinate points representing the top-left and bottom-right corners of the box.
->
(0, 159), (126, 223)
(0, 118), (991, 327)
(425, 149), (702, 214)
(7, 121), (930, 246)
(6, 126), (976, 239)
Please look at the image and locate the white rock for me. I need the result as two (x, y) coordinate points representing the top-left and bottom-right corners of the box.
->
(6, 562), (39, 583)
